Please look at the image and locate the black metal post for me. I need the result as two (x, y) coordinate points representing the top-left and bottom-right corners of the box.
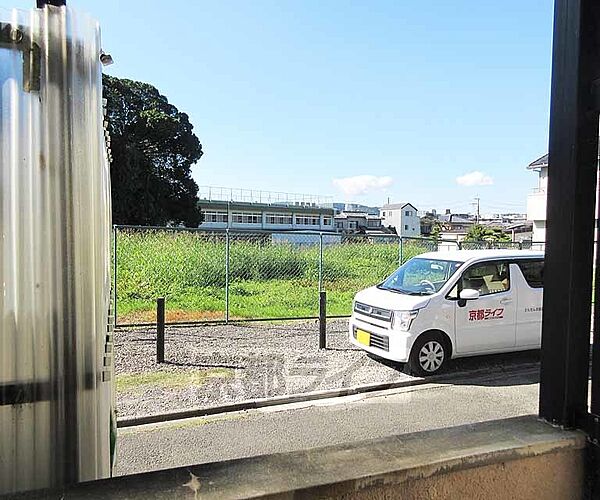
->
(319, 291), (326, 349)
(157, 297), (165, 363)
(539, 0), (600, 427)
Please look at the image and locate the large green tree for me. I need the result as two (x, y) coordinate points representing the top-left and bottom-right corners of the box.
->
(103, 75), (203, 226)
(464, 224), (512, 242)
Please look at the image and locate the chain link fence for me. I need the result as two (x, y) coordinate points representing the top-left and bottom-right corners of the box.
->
(112, 225), (544, 327)
(322, 234), (402, 317)
(458, 240), (523, 250)
(113, 227), (227, 325)
(228, 232), (321, 321)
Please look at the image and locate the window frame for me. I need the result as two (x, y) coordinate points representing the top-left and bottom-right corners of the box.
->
(231, 212), (262, 224)
(458, 259), (512, 297)
(265, 213), (293, 225)
(295, 214), (321, 226)
(203, 210), (229, 223)
(446, 259), (513, 301)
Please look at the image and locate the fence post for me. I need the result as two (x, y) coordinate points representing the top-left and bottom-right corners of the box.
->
(113, 226), (118, 327)
(319, 291), (326, 349)
(399, 236), (403, 265)
(157, 297), (165, 363)
(225, 229), (230, 324)
(318, 232), (324, 292)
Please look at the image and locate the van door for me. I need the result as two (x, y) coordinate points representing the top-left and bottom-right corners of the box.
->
(514, 260), (544, 348)
(454, 260), (517, 353)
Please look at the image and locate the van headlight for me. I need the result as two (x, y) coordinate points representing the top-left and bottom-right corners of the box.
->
(392, 310), (419, 331)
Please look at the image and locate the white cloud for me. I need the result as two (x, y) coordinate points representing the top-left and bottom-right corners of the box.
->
(332, 175), (393, 197)
(455, 171), (494, 187)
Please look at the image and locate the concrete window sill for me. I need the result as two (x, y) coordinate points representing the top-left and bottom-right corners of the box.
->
(5, 415), (587, 499)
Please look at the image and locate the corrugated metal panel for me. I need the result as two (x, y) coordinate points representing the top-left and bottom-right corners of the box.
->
(0, 5), (113, 494)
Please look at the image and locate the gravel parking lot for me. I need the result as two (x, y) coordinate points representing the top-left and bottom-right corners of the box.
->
(115, 319), (540, 418)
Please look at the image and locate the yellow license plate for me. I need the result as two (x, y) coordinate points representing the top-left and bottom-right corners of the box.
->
(356, 329), (371, 346)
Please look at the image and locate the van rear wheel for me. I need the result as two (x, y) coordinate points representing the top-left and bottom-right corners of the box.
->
(406, 333), (449, 377)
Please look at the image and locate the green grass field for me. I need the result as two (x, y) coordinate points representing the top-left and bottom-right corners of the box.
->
(114, 230), (436, 323)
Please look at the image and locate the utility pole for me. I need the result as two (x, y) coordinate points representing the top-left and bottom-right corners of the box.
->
(472, 197), (480, 224)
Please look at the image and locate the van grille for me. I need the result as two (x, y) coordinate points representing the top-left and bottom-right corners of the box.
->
(353, 328), (390, 352)
(369, 332), (389, 351)
(354, 301), (392, 322)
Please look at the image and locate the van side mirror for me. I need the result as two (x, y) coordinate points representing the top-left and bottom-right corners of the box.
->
(459, 289), (480, 301)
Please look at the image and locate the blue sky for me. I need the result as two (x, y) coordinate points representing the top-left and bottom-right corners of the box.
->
(11, 1), (554, 214)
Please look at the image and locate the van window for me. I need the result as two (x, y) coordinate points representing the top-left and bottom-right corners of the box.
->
(461, 261), (510, 296)
(517, 260), (544, 288)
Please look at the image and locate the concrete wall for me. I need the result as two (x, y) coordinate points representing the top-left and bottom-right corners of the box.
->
(533, 220), (546, 242)
(338, 448), (583, 500)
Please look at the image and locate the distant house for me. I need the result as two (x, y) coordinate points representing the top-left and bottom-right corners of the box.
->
(419, 210), (439, 237)
(503, 221), (533, 242)
(437, 214), (475, 242)
(380, 203), (421, 237)
(526, 153), (549, 242)
(526, 148), (600, 242)
(334, 211), (390, 234)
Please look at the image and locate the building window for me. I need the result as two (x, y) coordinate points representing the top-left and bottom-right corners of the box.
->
(295, 214), (320, 225)
(335, 221), (343, 229)
(405, 210), (412, 216)
(232, 212), (262, 224)
(204, 210), (228, 223)
(382, 211), (386, 216)
(348, 221), (358, 229)
(266, 213), (293, 225)
(404, 224), (408, 230)
(323, 216), (332, 226)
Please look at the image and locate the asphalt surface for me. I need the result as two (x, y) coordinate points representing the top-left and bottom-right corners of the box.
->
(115, 362), (540, 476)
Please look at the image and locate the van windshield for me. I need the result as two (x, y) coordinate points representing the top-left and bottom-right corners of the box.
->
(379, 257), (463, 295)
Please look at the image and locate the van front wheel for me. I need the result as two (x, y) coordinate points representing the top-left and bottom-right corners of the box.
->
(406, 333), (449, 377)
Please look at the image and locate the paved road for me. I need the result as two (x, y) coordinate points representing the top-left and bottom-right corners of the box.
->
(115, 363), (540, 476)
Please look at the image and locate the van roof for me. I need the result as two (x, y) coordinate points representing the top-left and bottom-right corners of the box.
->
(414, 249), (544, 264)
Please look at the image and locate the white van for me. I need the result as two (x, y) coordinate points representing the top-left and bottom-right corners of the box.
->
(349, 249), (544, 376)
